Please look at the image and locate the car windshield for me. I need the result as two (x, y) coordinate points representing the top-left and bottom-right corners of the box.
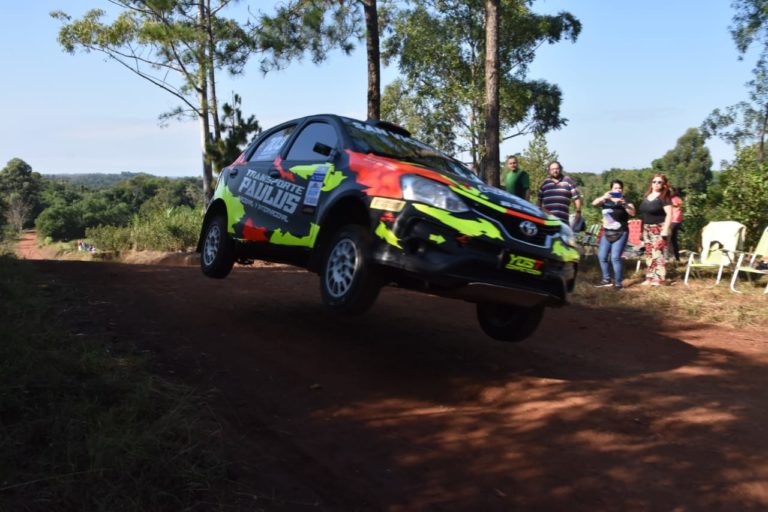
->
(343, 118), (482, 183)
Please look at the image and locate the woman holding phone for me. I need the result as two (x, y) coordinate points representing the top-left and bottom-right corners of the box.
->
(591, 180), (636, 290)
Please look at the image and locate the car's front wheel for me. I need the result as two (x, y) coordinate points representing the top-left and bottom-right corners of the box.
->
(200, 214), (235, 278)
(320, 224), (381, 315)
(476, 303), (544, 342)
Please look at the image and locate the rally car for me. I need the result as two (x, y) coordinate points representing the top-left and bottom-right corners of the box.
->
(197, 114), (579, 342)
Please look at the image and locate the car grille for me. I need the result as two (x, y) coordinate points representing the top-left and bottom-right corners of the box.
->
(470, 202), (560, 247)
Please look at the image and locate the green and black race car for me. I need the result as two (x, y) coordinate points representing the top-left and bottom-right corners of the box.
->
(197, 114), (580, 342)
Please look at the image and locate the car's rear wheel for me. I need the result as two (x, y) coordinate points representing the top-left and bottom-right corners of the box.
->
(476, 303), (544, 342)
(201, 214), (235, 278)
(320, 224), (381, 315)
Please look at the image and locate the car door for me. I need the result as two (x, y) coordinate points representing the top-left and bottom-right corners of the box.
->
(226, 123), (296, 239)
(278, 120), (341, 238)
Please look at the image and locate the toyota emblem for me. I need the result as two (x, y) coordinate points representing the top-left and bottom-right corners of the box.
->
(520, 220), (538, 237)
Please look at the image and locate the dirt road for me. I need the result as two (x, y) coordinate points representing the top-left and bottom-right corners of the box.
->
(24, 254), (768, 511)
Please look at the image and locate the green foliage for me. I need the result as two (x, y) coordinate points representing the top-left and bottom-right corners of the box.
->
(85, 224), (132, 252)
(730, 0), (768, 67)
(0, 256), (228, 510)
(0, 158), (44, 231)
(256, 0), (362, 72)
(651, 128), (713, 193)
(717, 145), (768, 247)
(45, 171), (155, 191)
(87, 207), (201, 252)
(703, 1), (768, 162)
(133, 206), (202, 252)
(701, 63), (768, 162)
(517, 134), (558, 198)
(51, 2), (256, 199)
(381, 0), (580, 171)
(35, 174), (204, 244)
(35, 203), (84, 241)
(206, 94), (261, 172)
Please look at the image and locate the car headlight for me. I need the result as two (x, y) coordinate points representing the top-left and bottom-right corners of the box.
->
(401, 175), (469, 212)
(559, 222), (577, 247)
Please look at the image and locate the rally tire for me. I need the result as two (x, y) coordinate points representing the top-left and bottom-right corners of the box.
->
(320, 224), (381, 315)
(476, 303), (544, 342)
(200, 214), (235, 279)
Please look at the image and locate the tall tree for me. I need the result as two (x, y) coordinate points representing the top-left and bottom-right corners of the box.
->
(0, 158), (43, 230)
(702, 63), (768, 163)
(382, 0), (580, 185)
(256, 0), (388, 119)
(731, 0), (768, 68)
(207, 93), (261, 171)
(702, 0), (768, 163)
(51, 1), (254, 200)
(518, 134), (557, 199)
(651, 128), (713, 193)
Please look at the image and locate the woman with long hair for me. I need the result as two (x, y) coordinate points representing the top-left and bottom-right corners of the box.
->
(638, 174), (673, 285)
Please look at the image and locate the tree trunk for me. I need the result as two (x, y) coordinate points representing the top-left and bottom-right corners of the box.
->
(363, 0), (381, 120)
(205, 0), (222, 172)
(198, 1), (213, 201)
(482, 0), (500, 187)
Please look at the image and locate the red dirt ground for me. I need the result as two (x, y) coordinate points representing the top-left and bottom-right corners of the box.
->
(15, 232), (768, 511)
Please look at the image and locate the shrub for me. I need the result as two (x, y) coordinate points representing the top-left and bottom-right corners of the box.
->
(86, 224), (133, 252)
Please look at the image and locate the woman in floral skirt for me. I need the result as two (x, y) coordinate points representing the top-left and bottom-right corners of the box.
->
(638, 174), (673, 285)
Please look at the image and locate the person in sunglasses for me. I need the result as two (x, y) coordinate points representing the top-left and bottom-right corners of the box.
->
(638, 174), (673, 286)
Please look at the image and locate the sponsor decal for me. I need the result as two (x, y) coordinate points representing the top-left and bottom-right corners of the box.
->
(505, 253), (544, 275)
(270, 223), (321, 247)
(375, 221), (402, 248)
(429, 234), (446, 244)
(303, 166), (329, 207)
(413, 203), (503, 240)
(243, 219), (269, 241)
(237, 169), (305, 222)
(552, 240), (580, 262)
(371, 197), (405, 212)
(220, 184), (246, 234)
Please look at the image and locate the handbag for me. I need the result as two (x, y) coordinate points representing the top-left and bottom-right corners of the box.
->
(603, 229), (624, 243)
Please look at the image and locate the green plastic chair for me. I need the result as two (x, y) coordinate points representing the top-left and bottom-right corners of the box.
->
(684, 221), (746, 286)
(730, 226), (768, 294)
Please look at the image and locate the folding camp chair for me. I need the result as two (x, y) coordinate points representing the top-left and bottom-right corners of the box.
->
(621, 219), (644, 273)
(730, 226), (768, 294)
(576, 223), (602, 255)
(684, 221), (746, 286)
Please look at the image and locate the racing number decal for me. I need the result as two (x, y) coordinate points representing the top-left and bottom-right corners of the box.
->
(505, 253), (544, 275)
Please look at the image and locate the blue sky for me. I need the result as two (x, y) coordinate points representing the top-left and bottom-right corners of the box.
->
(0, 1), (756, 177)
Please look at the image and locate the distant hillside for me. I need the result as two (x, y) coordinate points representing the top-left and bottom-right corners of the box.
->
(44, 172), (197, 190)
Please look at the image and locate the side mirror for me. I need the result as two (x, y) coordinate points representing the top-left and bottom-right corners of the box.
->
(313, 142), (335, 158)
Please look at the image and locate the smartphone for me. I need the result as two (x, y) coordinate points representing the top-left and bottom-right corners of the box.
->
(609, 192), (623, 199)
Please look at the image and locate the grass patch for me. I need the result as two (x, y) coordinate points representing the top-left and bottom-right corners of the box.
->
(0, 255), (230, 511)
(573, 256), (768, 329)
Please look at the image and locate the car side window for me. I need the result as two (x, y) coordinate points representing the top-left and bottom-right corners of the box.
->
(285, 122), (338, 161)
(248, 126), (294, 162)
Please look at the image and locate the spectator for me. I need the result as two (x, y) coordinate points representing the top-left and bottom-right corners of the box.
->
(502, 155), (530, 201)
(538, 160), (582, 225)
(638, 173), (673, 286)
(591, 180), (636, 290)
(668, 187), (684, 261)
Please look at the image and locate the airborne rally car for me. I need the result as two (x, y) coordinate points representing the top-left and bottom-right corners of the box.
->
(197, 114), (579, 342)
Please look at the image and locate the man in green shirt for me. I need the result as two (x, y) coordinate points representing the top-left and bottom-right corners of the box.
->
(503, 155), (530, 201)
